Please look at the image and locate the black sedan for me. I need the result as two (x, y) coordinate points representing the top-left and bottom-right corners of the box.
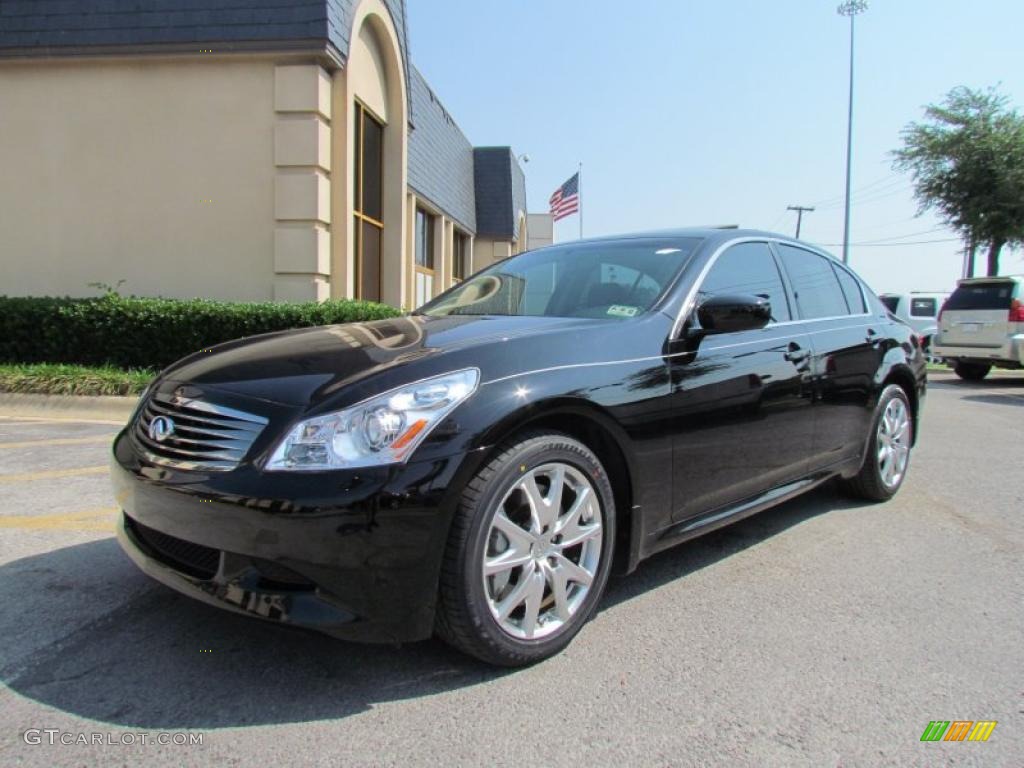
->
(111, 228), (925, 666)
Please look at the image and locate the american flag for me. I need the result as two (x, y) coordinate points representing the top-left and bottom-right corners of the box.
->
(549, 172), (580, 222)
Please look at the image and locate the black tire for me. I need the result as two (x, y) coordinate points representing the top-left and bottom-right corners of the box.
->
(435, 432), (616, 667)
(953, 362), (991, 381)
(840, 384), (913, 502)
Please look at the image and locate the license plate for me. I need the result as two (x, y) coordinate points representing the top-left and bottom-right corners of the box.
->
(959, 323), (981, 333)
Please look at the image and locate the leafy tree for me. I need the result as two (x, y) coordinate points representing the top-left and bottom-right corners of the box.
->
(893, 86), (1024, 276)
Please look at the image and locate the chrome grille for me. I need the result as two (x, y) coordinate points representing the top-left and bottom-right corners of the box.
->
(133, 392), (268, 471)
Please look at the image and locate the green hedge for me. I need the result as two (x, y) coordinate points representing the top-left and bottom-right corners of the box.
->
(0, 295), (402, 371)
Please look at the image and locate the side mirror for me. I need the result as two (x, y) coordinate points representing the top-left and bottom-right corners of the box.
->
(695, 293), (772, 335)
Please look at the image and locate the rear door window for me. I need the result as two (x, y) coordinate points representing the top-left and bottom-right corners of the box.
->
(909, 298), (937, 317)
(944, 283), (1016, 310)
(775, 244), (849, 319)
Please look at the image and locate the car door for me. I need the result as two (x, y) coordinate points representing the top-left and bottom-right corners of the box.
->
(773, 243), (882, 469)
(669, 241), (817, 523)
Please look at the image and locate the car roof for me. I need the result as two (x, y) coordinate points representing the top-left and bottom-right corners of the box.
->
(879, 291), (949, 297)
(957, 275), (1023, 284)
(567, 227), (838, 254)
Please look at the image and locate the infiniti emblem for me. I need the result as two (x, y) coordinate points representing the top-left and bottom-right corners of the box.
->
(148, 415), (175, 443)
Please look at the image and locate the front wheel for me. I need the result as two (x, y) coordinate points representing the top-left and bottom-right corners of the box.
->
(435, 432), (616, 666)
(840, 384), (913, 502)
(954, 362), (991, 381)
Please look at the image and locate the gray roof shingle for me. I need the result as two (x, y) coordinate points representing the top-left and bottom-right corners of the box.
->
(474, 147), (528, 240)
(408, 66), (476, 234)
(0, 1), (328, 52)
(0, 0), (409, 68)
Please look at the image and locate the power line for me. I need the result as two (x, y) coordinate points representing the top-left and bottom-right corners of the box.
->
(807, 173), (902, 208)
(849, 213), (929, 235)
(812, 226), (949, 246)
(814, 181), (912, 211)
(849, 226), (948, 244)
(767, 208), (792, 231)
(814, 237), (960, 247)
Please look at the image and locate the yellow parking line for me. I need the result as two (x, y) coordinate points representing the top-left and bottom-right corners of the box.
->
(0, 507), (117, 531)
(0, 436), (114, 450)
(0, 465), (108, 484)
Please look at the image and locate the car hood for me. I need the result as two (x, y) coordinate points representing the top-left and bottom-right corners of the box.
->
(161, 314), (603, 408)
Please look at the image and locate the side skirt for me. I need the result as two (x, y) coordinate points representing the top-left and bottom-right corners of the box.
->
(641, 470), (839, 560)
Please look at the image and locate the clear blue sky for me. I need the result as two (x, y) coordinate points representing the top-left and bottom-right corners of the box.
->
(407, 0), (1024, 294)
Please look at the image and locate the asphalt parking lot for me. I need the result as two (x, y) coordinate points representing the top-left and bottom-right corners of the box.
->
(1, 370), (1021, 767)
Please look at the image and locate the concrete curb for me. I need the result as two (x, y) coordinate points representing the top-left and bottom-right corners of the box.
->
(0, 392), (136, 423)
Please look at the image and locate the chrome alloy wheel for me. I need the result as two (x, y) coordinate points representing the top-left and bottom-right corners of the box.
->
(877, 397), (910, 488)
(482, 462), (603, 640)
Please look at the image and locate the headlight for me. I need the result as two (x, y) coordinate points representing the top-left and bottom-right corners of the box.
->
(265, 368), (480, 471)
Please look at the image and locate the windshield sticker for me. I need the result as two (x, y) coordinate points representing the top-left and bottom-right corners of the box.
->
(607, 305), (640, 317)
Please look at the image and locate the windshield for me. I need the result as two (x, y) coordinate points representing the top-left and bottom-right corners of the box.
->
(418, 237), (702, 319)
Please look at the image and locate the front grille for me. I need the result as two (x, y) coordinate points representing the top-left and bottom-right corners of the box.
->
(127, 516), (221, 579)
(134, 392), (267, 471)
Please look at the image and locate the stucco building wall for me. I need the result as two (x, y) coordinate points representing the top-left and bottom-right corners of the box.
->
(0, 57), (279, 300)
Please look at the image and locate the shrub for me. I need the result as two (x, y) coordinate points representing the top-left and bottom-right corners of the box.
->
(0, 295), (402, 370)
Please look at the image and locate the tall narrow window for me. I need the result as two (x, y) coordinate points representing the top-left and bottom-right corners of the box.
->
(353, 102), (384, 301)
(414, 208), (435, 306)
(452, 231), (468, 282)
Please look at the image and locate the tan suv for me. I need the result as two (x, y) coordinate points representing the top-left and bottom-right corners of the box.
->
(932, 276), (1024, 380)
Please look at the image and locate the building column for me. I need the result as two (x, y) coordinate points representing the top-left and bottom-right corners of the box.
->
(273, 65), (332, 302)
(405, 191), (417, 309)
(436, 215), (450, 297)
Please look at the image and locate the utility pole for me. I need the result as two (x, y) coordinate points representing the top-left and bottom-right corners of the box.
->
(786, 205), (815, 239)
(838, 0), (868, 265)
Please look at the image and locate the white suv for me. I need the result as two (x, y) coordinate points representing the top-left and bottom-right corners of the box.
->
(932, 276), (1024, 380)
(879, 292), (949, 355)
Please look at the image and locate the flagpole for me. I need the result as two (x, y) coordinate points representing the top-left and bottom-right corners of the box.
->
(578, 162), (583, 239)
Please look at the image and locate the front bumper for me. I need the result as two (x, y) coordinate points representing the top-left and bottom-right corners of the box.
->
(111, 429), (476, 643)
(932, 334), (1024, 367)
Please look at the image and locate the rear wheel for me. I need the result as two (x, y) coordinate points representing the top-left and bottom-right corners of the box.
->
(841, 384), (913, 502)
(953, 362), (991, 381)
(435, 432), (615, 666)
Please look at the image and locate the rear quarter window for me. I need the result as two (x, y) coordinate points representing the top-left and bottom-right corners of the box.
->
(833, 265), (867, 314)
(944, 283), (1016, 310)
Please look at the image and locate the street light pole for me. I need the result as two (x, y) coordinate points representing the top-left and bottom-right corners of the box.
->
(837, 0), (867, 265)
